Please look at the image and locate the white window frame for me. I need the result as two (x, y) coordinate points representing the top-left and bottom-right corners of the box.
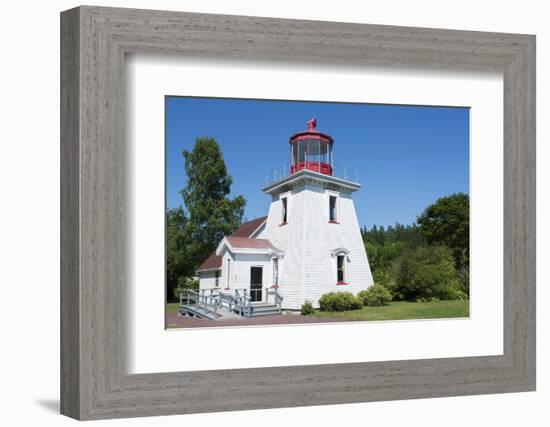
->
(272, 258), (279, 286)
(331, 248), (350, 285)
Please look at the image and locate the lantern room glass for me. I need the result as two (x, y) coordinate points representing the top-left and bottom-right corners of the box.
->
(291, 138), (332, 175)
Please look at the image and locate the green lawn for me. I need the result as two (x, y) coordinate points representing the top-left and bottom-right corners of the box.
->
(309, 300), (469, 321)
(166, 303), (180, 314)
(166, 300), (469, 322)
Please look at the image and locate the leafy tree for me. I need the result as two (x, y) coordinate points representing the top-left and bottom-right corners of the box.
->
(393, 245), (460, 301)
(180, 137), (246, 268)
(166, 207), (192, 301)
(362, 223), (425, 274)
(361, 194), (469, 301)
(417, 193), (469, 270)
(455, 268), (470, 296)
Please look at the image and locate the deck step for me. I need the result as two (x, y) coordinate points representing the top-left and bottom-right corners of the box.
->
(248, 310), (281, 317)
(248, 304), (280, 317)
(251, 304), (279, 312)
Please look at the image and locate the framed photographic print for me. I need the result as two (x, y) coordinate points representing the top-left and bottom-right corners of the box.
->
(61, 6), (535, 420)
(163, 98), (471, 332)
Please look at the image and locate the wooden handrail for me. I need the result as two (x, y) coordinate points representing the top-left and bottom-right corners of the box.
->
(266, 288), (283, 312)
(180, 287), (282, 317)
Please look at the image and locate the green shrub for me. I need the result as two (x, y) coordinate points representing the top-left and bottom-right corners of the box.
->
(350, 295), (364, 310)
(372, 270), (393, 288)
(394, 245), (460, 301)
(447, 288), (468, 301)
(318, 292), (363, 312)
(173, 287), (184, 300)
(301, 300), (315, 315)
(456, 268), (470, 296)
(358, 284), (392, 306)
(173, 277), (200, 300)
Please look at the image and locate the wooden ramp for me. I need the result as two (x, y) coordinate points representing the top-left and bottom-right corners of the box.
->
(179, 304), (222, 320)
(178, 288), (283, 320)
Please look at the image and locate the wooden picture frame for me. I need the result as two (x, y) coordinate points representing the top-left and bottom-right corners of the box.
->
(60, 6), (536, 420)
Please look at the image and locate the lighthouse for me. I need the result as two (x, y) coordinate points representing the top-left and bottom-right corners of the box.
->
(198, 118), (373, 311)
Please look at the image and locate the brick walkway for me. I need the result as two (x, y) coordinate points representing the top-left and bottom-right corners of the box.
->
(166, 312), (348, 328)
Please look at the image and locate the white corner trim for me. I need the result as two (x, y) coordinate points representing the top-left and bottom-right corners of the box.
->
(249, 219), (267, 238)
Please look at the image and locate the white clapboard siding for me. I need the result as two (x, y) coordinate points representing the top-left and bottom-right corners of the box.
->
(257, 188), (307, 309)
(259, 179), (373, 310)
(198, 271), (218, 290)
(199, 171), (374, 310)
(232, 253), (274, 292)
(199, 251), (232, 291)
(200, 252), (274, 291)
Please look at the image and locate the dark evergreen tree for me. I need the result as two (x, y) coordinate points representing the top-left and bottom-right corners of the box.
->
(165, 207), (193, 300)
(180, 137), (246, 269)
(165, 137), (246, 301)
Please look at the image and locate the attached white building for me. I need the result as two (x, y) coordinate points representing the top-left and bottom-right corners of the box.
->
(198, 118), (373, 310)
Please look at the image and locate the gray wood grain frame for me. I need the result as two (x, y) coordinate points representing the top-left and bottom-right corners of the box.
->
(60, 6), (536, 420)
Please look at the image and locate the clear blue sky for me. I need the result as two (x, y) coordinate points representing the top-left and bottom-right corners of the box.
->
(166, 96), (469, 228)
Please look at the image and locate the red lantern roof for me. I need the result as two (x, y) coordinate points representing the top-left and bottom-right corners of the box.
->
(289, 117), (334, 145)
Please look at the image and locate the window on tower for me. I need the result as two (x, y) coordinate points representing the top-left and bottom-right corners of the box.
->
(281, 197), (288, 224)
(329, 195), (338, 222)
(337, 255), (346, 283)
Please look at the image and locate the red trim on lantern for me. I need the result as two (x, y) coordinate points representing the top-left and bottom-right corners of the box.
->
(291, 161), (332, 175)
(289, 134), (333, 144)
